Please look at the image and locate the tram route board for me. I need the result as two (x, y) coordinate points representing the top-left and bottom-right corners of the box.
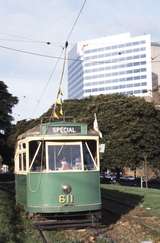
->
(41, 122), (88, 135)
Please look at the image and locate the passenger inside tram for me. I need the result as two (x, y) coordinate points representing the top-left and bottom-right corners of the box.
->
(74, 157), (82, 170)
(59, 157), (72, 170)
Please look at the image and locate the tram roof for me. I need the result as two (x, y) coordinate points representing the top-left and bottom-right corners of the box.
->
(17, 121), (98, 140)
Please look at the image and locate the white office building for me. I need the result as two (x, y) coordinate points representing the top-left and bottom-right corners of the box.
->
(68, 33), (152, 99)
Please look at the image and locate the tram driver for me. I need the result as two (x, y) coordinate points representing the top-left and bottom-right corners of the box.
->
(74, 157), (82, 170)
(59, 157), (72, 170)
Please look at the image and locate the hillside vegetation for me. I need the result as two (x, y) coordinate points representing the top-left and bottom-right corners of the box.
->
(9, 94), (160, 171)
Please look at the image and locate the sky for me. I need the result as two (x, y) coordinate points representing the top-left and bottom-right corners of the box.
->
(1, 0), (160, 122)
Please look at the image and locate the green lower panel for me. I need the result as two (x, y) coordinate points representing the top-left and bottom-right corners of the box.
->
(27, 171), (101, 213)
(15, 174), (27, 207)
(27, 204), (101, 213)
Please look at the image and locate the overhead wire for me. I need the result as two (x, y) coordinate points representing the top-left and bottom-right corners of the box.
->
(0, 1), (87, 61)
(0, 38), (51, 45)
(0, 32), (44, 41)
(0, 44), (82, 61)
(32, 47), (64, 117)
(0, 1), (87, 121)
(49, 0), (87, 121)
(26, 0), (87, 120)
(32, 47), (66, 188)
(26, 1), (87, 181)
(0, 38), (64, 49)
(49, 42), (68, 121)
(0, 32), (58, 46)
(0, 32), (74, 48)
(66, 0), (87, 41)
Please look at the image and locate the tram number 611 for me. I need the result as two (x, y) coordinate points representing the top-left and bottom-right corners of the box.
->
(58, 194), (74, 204)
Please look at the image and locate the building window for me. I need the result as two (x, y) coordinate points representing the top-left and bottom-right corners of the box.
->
(141, 75), (147, 79)
(141, 82), (147, 86)
(134, 90), (141, 94)
(142, 89), (147, 93)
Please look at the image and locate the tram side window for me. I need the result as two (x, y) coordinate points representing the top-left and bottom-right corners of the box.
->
(29, 141), (46, 171)
(23, 153), (26, 170)
(83, 141), (97, 170)
(22, 143), (26, 149)
(18, 153), (27, 171)
(19, 154), (22, 171)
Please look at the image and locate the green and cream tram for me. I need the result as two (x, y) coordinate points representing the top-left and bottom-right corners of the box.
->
(14, 122), (101, 228)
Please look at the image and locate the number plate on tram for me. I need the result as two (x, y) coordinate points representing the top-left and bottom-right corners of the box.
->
(58, 194), (74, 204)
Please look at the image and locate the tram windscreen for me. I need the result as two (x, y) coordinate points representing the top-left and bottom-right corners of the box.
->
(48, 144), (82, 171)
(82, 141), (97, 170)
(29, 141), (46, 171)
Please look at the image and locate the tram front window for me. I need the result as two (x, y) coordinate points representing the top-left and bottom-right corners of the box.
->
(29, 141), (46, 171)
(47, 143), (82, 171)
(83, 141), (97, 170)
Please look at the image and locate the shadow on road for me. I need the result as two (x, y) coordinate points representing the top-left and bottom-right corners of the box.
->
(101, 187), (144, 226)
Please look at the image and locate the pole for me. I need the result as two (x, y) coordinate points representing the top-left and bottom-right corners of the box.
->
(144, 156), (148, 189)
(141, 176), (143, 189)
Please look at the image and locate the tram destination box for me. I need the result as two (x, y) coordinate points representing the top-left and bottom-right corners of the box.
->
(41, 122), (88, 135)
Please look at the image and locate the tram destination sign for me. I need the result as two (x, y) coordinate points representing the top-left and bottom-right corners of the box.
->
(41, 123), (87, 135)
(48, 125), (81, 134)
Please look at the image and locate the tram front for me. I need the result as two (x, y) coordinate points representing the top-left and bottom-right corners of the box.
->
(15, 122), (101, 227)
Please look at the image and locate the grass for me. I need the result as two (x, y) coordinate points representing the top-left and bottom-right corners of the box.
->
(101, 184), (160, 216)
(0, 189), (42, 243)
(0, 190), (22, 243)
(1, 182), (159, 242)
(0, 188), (83, 243)
(0, 186), (113, 243)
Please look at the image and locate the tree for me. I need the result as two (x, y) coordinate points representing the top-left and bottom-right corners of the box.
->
(63, 94), (160, 171)
(9, 93), (160, 172)
(95, 95), (160, 171)
(0, 81), (18, 164)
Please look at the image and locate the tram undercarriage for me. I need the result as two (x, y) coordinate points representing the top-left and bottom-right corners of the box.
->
(31, 210), (101, 230)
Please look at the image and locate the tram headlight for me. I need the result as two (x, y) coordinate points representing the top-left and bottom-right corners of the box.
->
(62, 184), (72, 194)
